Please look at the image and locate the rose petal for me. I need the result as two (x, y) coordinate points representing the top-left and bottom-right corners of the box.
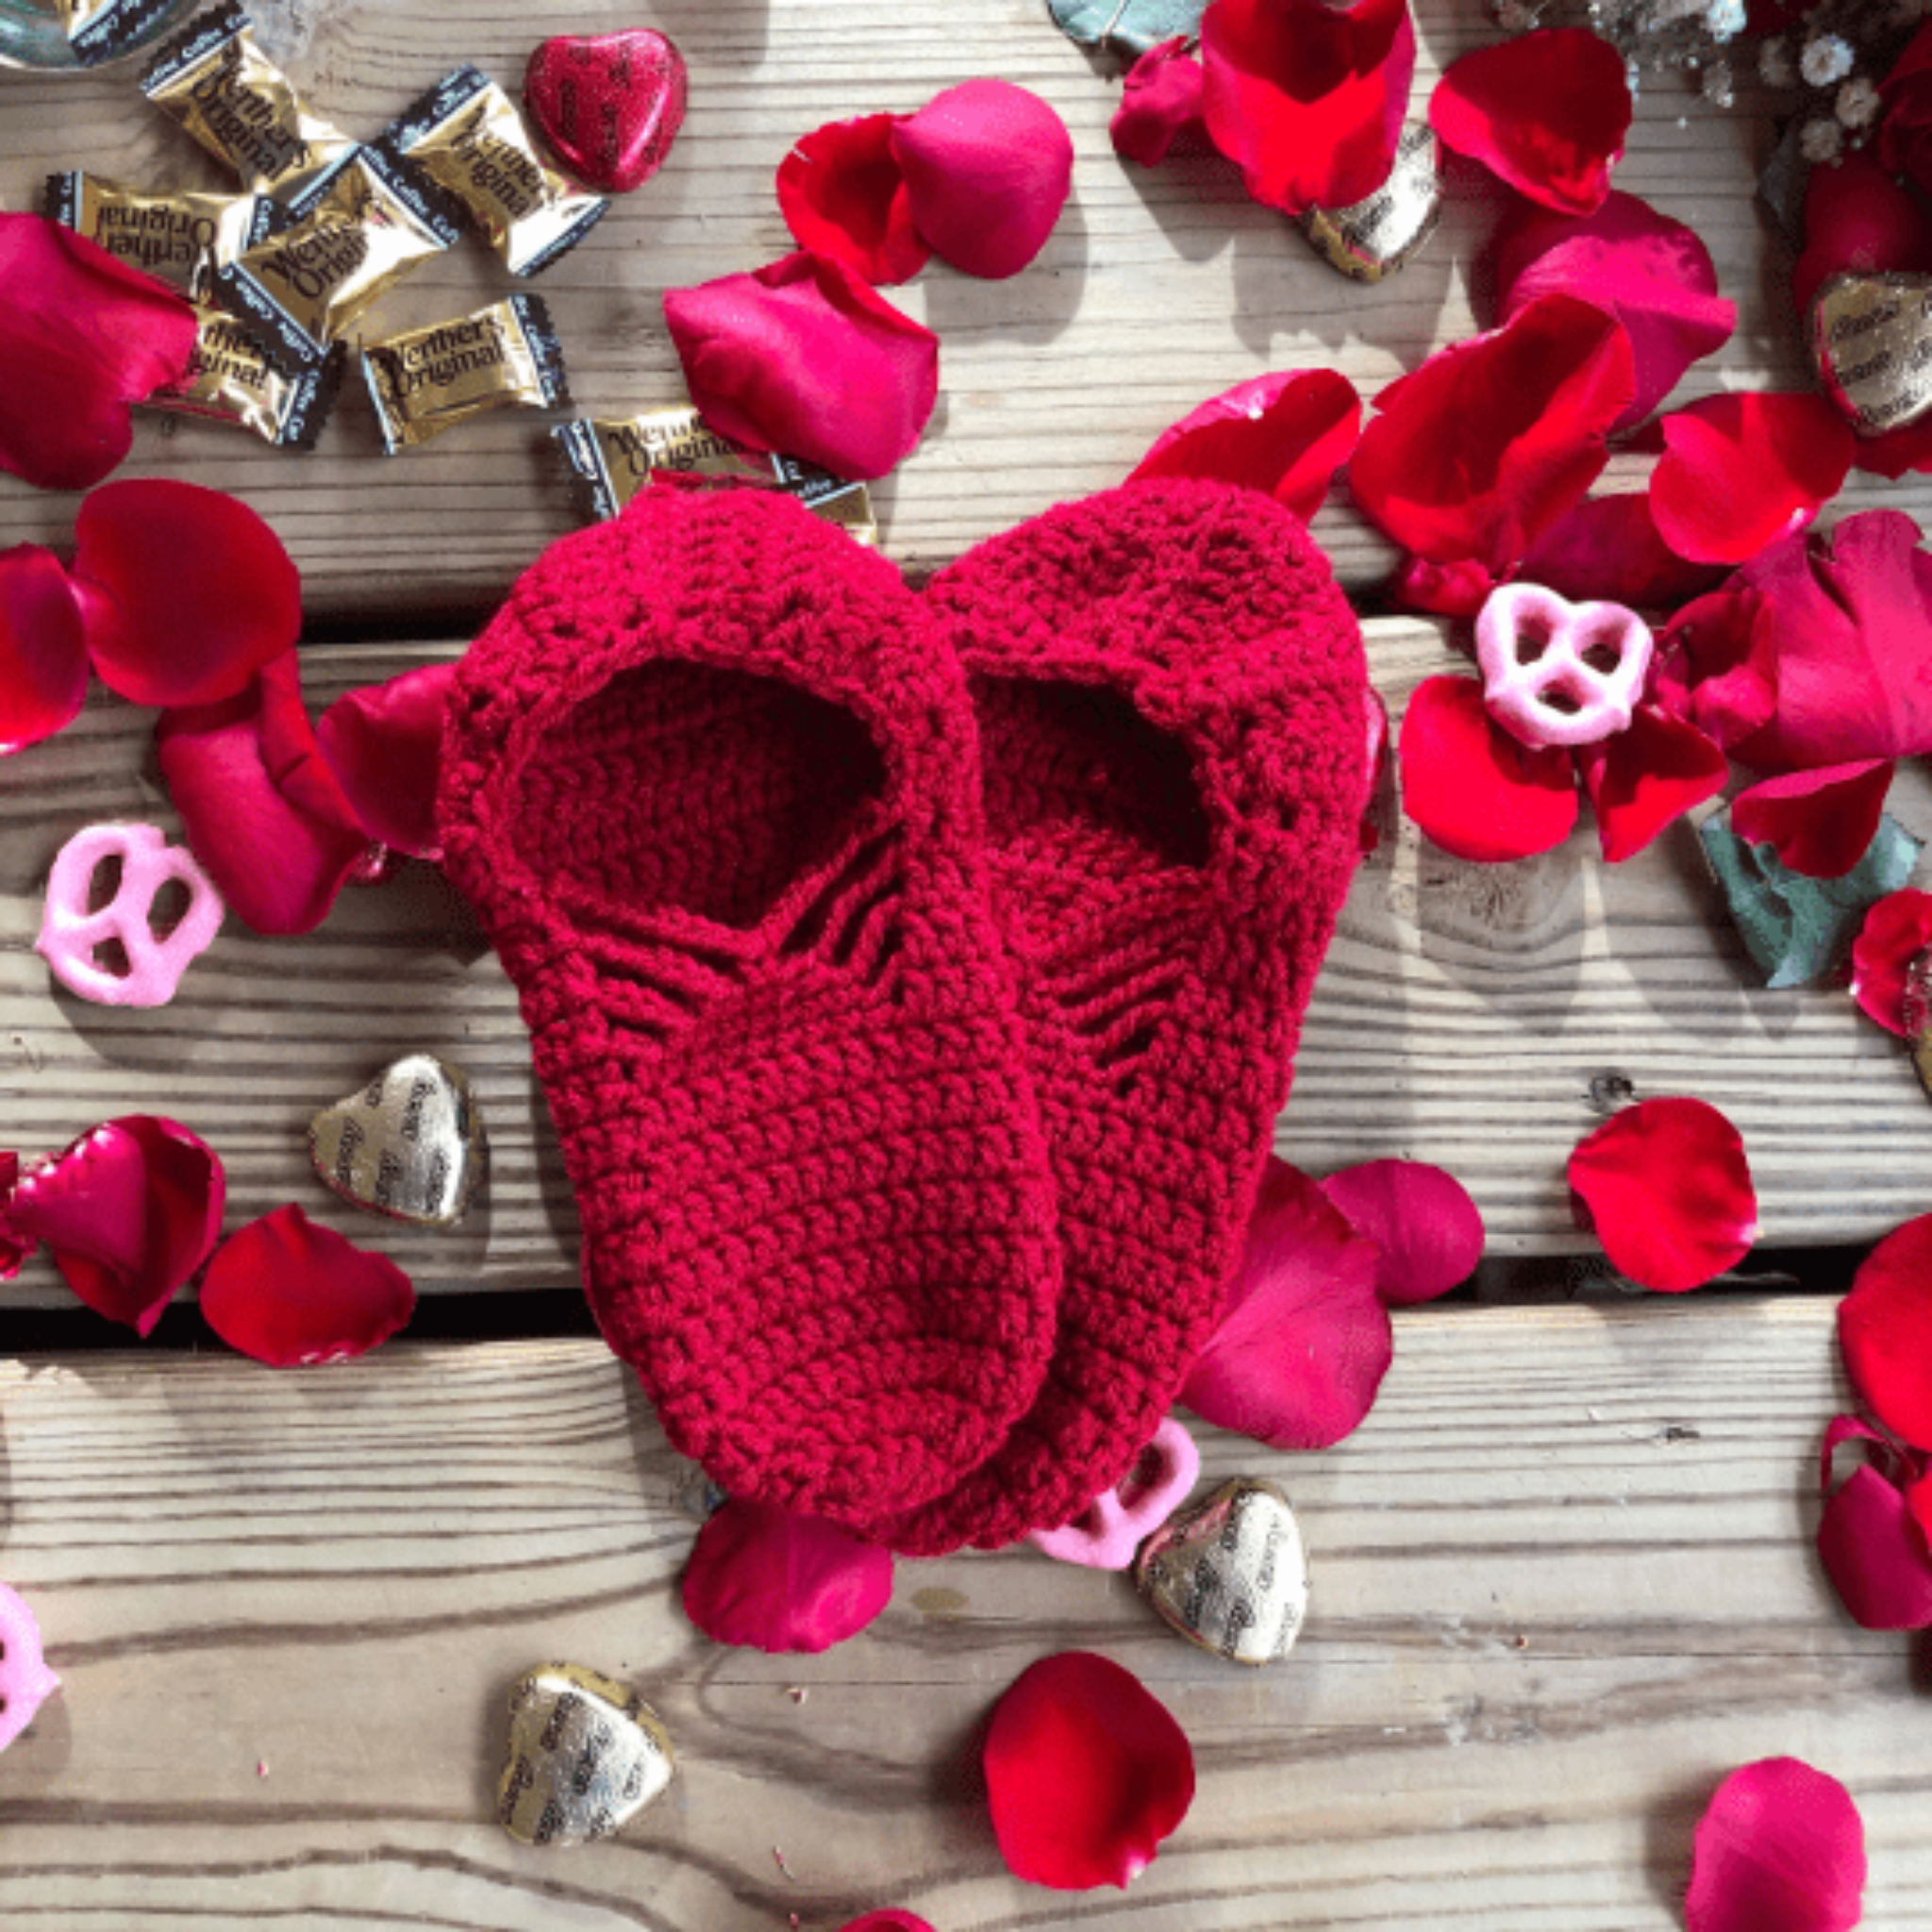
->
(1839, 1212), (1932, 1452)
(4, 1116), (225, 1337)
(1318, 1159), (1485, 1306)
(1495, 191), (1734, 428)
(664, 252), (939, 480)
(1574, 703), (1728, 864)
(1518, 493), (1725, 612)
(1880, 22), (1932, 197)
(1430, 28), (1630, 215)
(1685, 1757), (1865, 1932)
(1398, 674), (1579, 863)
(200, 1204), (414, 1366)
(314, 662), (454, 860)
(0, 1149), (30, 1278)
(1793, 152), (1932, 321)
(0, 544), (89, 756)
(1391, 556), (1499, 619)
(839, 1916), (935, 1932)
(73, 480), (301, 709)
(681, 1497), (893, 1653)
(983, 1651), (1193, 1890)
(0, 213), (197, 491)
(1818, 1416), (1932, 1631)
(1200, 0), (1415, 216)
(1180, 1157), (1392, 1448)
(1648, 394), (1855, 569)
(1848, 888), (1932, 1034)
(1651, 586), (1778, 751)
(890, 79), (1073, 279)
(776, 113), (930, 286)
(1730, 761), (1894, 881)
(1111, 39), (1207, 169)
(1567, 1096), (1757, 1292)
(1127, 369), (1360, 520)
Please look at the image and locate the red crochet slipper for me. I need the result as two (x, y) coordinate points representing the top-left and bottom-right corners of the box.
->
(436, 487), (1061, 1528)
(874, 478), (1373, 1553)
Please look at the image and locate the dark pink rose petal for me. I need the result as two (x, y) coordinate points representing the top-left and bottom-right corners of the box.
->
(839, 1915), (934, 1932)
(1200, 0), (1415, 216)
(1574, 703), (1728, 864)
(157, 653), (371, 937)
(983, 1651), (1193, 1890)
(1127, 369), (1360, 520)
(1391, 556), (1498, 618)
(1318, 1159), (1485, 1306)
(73, 480), (301, 709)
(314, 662), (454, 861)
(1649, 394), (1854, 569)
(1730, 761), (1894, 881)
(0, 213), (197, 492)
(1111, 39), (1207, 168)
(776, 113), (930, 286)
(1651, 586), (1778, 751)
(1817, 1416), (1932, 1631)
(1793, 152), (1932, 321)
(1398, 674), (1578, 863)
(200, 1204), (414, 1366)
(4, 1116), (225, 1337)
(664, 251), (939, 480)
(1181, 1157), (1392, 1448)
(1848, 888), (1932, 1035)
(681, 1497), (892, 1653)
(1567, 1096), (1757, 1291)
(1839, 1212), (1932, 1452)
(1430, 28), (1630, 215)
(1495, 191), (1734, 428)
(891, 79), (1073, 280)
(1686, 1757), (1865, 1932)
(0, 1150), (30, 1278)
(0, 544), (89, 756)
(1518, 492), (1725, 612)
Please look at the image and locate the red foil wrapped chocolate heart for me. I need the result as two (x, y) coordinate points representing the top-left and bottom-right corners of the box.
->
(525, 29), (688, 195)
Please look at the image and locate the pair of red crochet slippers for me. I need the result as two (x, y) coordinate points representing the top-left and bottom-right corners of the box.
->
(438, 477), (1371, 1556)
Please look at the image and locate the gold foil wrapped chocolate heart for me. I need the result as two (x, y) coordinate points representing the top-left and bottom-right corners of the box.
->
(308, 1053), (486, 1229)
(1133, 1476), (1308, 1665)
(1812, 273), (1932, 438)
(497, 1663), (675, 1847)
(1301, 122), (1441, 283)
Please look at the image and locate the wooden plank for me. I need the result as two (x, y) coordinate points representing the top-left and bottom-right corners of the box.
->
(0, 0), (1921, 611)
(0, 1300), (1924, 1927)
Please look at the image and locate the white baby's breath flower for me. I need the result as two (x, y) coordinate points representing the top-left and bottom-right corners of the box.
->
(1800, 115), (1845, 164)
(1800, 35), (1854, 88)
(1758, 37), (1794, 88)
(1704, 0), (1745, 38)
(1837, 77), (1881, 130)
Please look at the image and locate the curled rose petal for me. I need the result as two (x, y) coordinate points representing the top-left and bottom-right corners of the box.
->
(1111, 39), (1206, 168)
(681, 1497), (892, 1653)
(1318, 1159), (1484, 1305)
(73, 480), (301, 710)
(1818, 1416), (1932, 1630)
(1180, 1157), (1392, 1449)
(314, 662), (454, 860)
(1519, 493), (1725, 613)
(1567, 1096), (1757, 1291)
(200, 1204), (414, 1366)
(1651, 586), (1778, 751)
(983, 1651), (1193, 1890)
(891, 79), (1073, 280)
(0, 213), (197, 491)
(1648, 394), (1854, 569)
(1574, 703), (1728, 864)
(1792, 152), (1932, 321)
(1127, 369), (1360, 521)
(664, 252), (939, 480)
(1685, 1757), (1865, 1932)
(4, 1116), (225, 1337)
(1847, 888), (1932, 1034)
(1730, 761), (1894, 882)
(776, 113), (930, 286)
(0, 545), (89, 756)
(1398, 674), (1578, 864)
(1839, 1213), (1932, 1452)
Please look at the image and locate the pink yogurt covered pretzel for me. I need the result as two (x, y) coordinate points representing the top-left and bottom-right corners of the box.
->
(0, 1582), (59, 1756)
(1026, 1418), (1201, 1571)
(1474, 582), (1654, 750)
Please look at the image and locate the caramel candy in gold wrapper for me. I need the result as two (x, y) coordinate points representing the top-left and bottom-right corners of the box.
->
(52, 0), (175, 66)
(497, 1664), (675, 1848)
(1302, 122), (1441, 284)
(1133, 1476), (1308, 1666)
(46, 173), (257, 302)
(308, 1053), (487, 1230)
(146, 302), (344, 448)
(360, 294), (570, 453)
(1812, 272), (1932, 438)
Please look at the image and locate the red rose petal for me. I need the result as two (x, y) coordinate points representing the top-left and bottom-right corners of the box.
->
(1111, 39), (1207, 169)
(1574, 703), (1728, 864)
(1651, 586), (1778, 751)
(1848, 888), (1932, 1035)
(314, 662), (454, 861)
(73, 480), (301, 710)
(1685, 1757), (1865, 1932)
(983, 1652), (1193, 1890)
(1730, 760), (1894, 881)
(681, 1497), (893, 1653)
(4, 1116), (225, 1337)
(1518, 493), (1725, 613)
(0, 544), (89, 756)
(1911, 1470), (1932, 1553)
(776, 113), (930, 286)
(1430, 28), (1631, 216)
(1200, 0), (1414, 216)
(1398, 674), (1579, 863)
(1127, 368), (1360, 520)
(1818, 1416), (1932, 1630)
(0, 1149), (31, 1278)
(1391, 556), (1498, 619)
(1793, 152), (1932, 321)
(1880, 23), (1932, 197)
(1839, 1213), (1932, 1452)
(664, 251), (939, 480)
(0, 213), (197, 492)
(1318, 1159), (1485, 1306)
(840, 1916), (935, 1932)
(1649, 394), (1855, 569)
(1181, 1157), (1392, 1449)
(1567, 1096), (1757, 1292)
(200, 1204), (414, 1366)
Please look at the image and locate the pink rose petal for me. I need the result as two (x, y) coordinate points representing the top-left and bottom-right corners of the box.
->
(1839, 1212), (1932, 1453)
(314, 662), (454, 861)
(0, 1150), (30, 1278)
(1318, 1159), (1484, 1305)
(777, 113), (930, 286)
(0, 544), (89, 756)
(1686, 1757), (1865, 1932)
(681, 1497), (893, 1653)
(1817, 1416), (1932, 1631)
(1111, 39), (1207, 169)
(1574, 703), (1728, 864)
(1518, 492), (1725, 613)
(1848, 888), (1932, 1035)
(1730, 761), (1894, 881)
(839, 1916), (935, 1932)
(1651, 586), (1779, 751)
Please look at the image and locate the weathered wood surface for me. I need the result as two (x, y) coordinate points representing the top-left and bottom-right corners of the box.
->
(0, 0), (1924, 611)
(0, 1299), (1923, 1929)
